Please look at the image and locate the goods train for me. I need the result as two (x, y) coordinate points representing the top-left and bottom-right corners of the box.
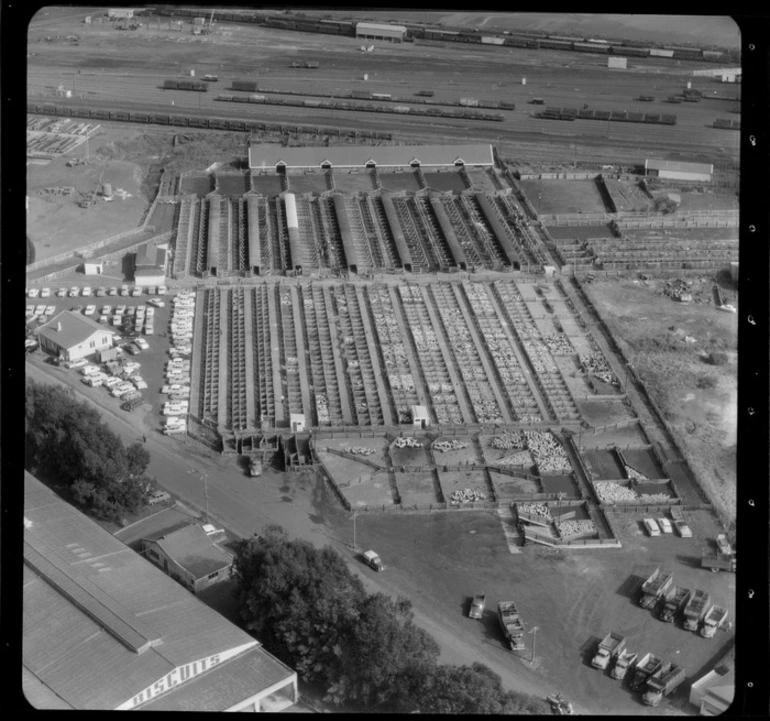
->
(540, 106), (677, 125)
(215, 94), (505, 122)
(148, 6), (739, 64)
(162, 79), (208, 92)
(25, 101), (393, 140)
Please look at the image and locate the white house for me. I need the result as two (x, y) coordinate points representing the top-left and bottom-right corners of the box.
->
(36, 310), (115, 361)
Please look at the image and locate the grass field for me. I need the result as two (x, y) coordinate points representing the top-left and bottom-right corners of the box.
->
(519, 179), (610, 215)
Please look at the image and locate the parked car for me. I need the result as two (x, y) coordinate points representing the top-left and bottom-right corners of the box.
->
(362, 550), (384, 571)
(147, 490), (171, 505)
(95, 287), (107, 297)
(658, 518), (673, 534)
(102, 305), (113, 315)
(469, 593), (486, 620)
(132, 286), (142, 297)
(157, 285), (168, 295)
(68, 287), (80, 297)
(121, 285), (130, 296)
(149, 299), (165, 308)
(643, 518), (661, 537)
(45, 305), (56, 315)
(674, 520), (693, 538)
(115, 305), (126, 315)
(28, 288), (40, 298)
(82, 286), (92, 297)
(108, 287), (118, 296)
(64, 358), (88, 370)
(56, 287), (67, 297)
(135, 338), (149, 350)
(84, 305), (96, 316)
(40, 287), (51, 298)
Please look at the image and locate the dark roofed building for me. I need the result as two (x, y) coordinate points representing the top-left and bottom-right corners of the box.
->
(36, 310), (115, 361)
(141, 524), (233, 594)
(134, 242), (168, 287)
(23, 473), (297, 711)
(249, 143), (494, 171)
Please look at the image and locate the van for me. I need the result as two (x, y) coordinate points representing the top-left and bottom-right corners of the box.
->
(643, 518), (661, 537)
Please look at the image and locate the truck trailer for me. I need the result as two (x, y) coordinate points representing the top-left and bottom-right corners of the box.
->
(702, 548), (736, 573)
(660, 586), (691, 623)
(611, 649), (638, 680)
(630, 652), (663, 691)
(497, 601), (526, 652)
(682, 589), (711, 631)
(642, 663), (686, 706)
(592, 632), (626, 670)
(639, 568), (674, 609)
(700, 605), (729, 638)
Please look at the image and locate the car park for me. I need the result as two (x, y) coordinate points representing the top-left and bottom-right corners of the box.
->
(69, 287), (80, 297)
(40, 287), (51, 298)
(84, 305), (96, 316)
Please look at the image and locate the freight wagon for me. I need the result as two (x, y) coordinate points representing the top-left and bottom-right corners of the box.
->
(539, 39), (572, 51)
(615, 46), (650, 58)
(232, 79), (259, 92)
(574, 41), (610, 53)
(163, 79), (208, 92)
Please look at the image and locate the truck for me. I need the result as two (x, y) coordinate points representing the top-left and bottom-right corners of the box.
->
(497, 601), (525, 652)
(639, 568), (673, 609)
(660, 586), (691, 623)
(701, 548), (736, 573)
(682, 589), (711, 631)
(362, 550), (384, 572)
(630, 652), (663, 691)
(546, 694), (574, 715)
(715, 533), (733, 555)
(700, 605), (729, 638)
(610, 649), (638, 680)
(642, 663), (686, 706)
(592, 632), (626, 670)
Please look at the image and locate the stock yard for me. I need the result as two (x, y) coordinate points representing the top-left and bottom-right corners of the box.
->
(27, 8), (739, 716)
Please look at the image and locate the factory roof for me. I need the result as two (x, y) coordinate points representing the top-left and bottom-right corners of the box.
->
(36, 310), (114, 349)
(644, 159), (713, 174)
(135, 243), (167, 269)
(356, 21), (407, 34)
(143, 524), (233, 580)
(23, 473), (293, 710)
(249, 144), (494, 170)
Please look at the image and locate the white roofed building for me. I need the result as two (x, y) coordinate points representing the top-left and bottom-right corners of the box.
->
(356, 21), (407, 42)
(36, 310), (115, 361)
(644, 159), (713, 182)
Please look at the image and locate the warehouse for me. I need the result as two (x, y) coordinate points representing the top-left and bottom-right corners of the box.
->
(249, 143), (494, 171)
(689, 647), (734, 715)
(644, 159), (713, 182)
(36, 310), (115, 361)
(355, 21), (407, 42)
(134, 242), (168, 286)
(141, 523), (234, 594)
(23, 473), (298, 711)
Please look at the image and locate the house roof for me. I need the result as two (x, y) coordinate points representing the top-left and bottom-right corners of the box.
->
(356, 21), (407, 34)
(23, 473), (294, 710)
(645, 159), (713, 174)
(146, 524), (233, 580)
(36, 310), (114, 350)
(249, 144), (494, 170)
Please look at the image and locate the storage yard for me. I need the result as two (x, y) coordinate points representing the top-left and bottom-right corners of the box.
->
(26, 8), (739, 716)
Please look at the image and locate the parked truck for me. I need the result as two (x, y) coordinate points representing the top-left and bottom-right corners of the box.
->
(639, 568), (674, 609)
(497, 601), (525, 652)
(630, 652), (663, 691)
(715, 533), (733, 556)
(702, 547), (736, 573)
(682, 589), (711, 631)
(642, 663), (686, 706)
(660, 586), (691, 623)
(700, 605), (729, 638)
(592, 632), (626, 670)
(611, 649), (638, 680)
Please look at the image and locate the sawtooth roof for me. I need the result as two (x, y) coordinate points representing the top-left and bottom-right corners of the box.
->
(249, 144), (494, 170)
(23, 473), (293, 710)
(36, 310), (114, 350)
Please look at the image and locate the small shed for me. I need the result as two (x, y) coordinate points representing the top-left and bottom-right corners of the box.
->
(290, 413), (306, 433)
(411, 405), (429, 429)
(83, 261), (104, 275)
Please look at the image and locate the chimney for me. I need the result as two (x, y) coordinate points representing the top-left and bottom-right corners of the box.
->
(57, 322), (62, 332)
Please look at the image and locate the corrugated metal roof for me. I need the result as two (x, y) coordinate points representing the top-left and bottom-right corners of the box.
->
(645, 159), (713, 174)
(145, 524), (233, 580)
(249, 144), (494, 170)
(36, 310), (114, 351)
(356, 21), (407, 34)
(23, 474), (292, 710)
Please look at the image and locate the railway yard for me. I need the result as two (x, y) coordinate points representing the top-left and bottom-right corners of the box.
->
(25, 8), (740, 715)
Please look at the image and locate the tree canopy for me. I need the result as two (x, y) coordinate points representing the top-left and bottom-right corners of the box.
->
(25, 380), (151, 521)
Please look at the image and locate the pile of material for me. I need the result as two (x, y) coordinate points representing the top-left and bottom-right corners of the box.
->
(316, 393), (330, 423)
(557, 519), (597, 539)
(394, 436), (423, 449)
(525, 431), (572, 474)
(624, 465), (648, 481)
(341, 444), (375, 456)
(663, 278), (694, 303)
(449, 488), (487, 504)
(42, 186), (75, 195)
(491, 430), (527, 450)
(433, 439), (469, 453)
(541, 333), (575, 356)
(517, 502), (553, 521)
(496, 450), (534, 467)
(579, 352), (617, 385)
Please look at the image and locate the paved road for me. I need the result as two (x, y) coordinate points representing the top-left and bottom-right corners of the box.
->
(26, 358), (570, 709)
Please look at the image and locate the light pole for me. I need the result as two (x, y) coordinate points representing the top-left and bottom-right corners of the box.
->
(529, 625), (539, 664)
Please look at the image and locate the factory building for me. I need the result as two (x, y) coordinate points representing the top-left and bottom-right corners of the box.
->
(355, 21), (407, 42)
(249, 143), (494, 171)
(644, 159), (713, 183)
(23, 473), (298, 711)
(134, 242), (169, 286)
(140, 524), (233, 595)
(36, 310), (115, 361)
